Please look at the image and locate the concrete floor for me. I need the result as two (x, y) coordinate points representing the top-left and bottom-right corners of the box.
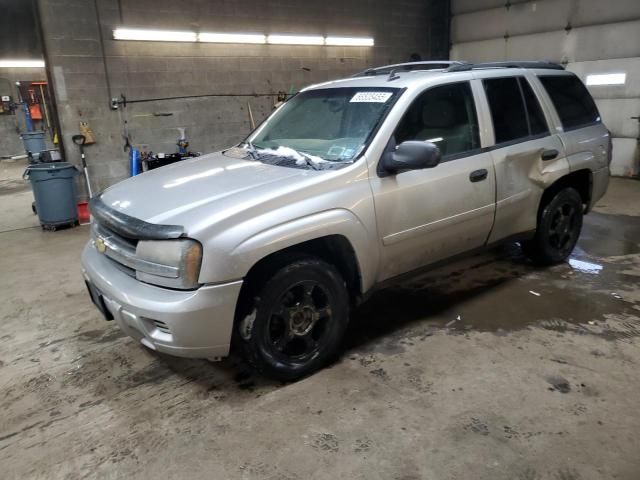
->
(2, 159), (640, 480)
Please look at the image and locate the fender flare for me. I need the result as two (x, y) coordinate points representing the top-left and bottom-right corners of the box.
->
(229, 209), (378, 292)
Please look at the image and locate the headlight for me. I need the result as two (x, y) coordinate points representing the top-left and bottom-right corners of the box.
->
(135, 239), (202, 290)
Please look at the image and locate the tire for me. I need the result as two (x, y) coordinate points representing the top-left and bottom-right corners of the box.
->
(237, 257), (349, 381)
(523, 187), (583, 265)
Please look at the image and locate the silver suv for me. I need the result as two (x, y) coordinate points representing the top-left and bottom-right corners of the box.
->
(82, 61), (611, 380)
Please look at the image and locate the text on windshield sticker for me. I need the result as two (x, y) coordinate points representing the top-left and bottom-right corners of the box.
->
(350, 91), (393, 103)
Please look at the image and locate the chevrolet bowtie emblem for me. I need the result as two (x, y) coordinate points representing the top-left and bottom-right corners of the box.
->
(95, 237), (107, 253)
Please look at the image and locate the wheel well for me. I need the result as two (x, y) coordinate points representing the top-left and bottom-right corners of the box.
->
(540, 169), (593, 216)
(235, 235), (363, 318)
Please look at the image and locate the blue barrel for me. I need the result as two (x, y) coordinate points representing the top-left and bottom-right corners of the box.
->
(24, 162), (79, 229)
(130, 148), (140, 176)
(21, 131), (47, 160)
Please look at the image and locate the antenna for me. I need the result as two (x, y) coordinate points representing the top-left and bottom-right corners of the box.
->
(387, 69), (400, 81)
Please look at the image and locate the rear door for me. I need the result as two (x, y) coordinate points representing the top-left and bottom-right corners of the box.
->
(480, 72), (569, 243)
(368, 81), (496, 281)
(535, 73), (611, 206)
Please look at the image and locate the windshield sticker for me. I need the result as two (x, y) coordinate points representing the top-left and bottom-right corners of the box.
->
(328, 145), (345, 157)
(341, 148), (355, 159)
(350, 91), (393, 103)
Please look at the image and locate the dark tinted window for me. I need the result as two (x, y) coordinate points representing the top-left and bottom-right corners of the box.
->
(395, 82), (480, 157)
(539, 75), (600, 130)
(520, 78), (549, 135)
(483, 77), (529, 143)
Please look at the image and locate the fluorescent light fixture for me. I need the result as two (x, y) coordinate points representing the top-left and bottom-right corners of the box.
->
(267, 34), (325, 45)
(586, 73), (626, 86)
(113, 28), (196, 42)
(198, 32), (266, 44)
(112, 28), (375, 47)
(325, 36), (374, 46)
(0, 60), (45, 68)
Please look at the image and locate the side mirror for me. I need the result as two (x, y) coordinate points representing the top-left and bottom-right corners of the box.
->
(383, 141), (441, 174)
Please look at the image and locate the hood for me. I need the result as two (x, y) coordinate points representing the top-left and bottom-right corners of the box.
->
(98, 151), (313, 229)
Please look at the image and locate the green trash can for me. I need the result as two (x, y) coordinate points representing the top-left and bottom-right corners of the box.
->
(23, 162), (79, 230)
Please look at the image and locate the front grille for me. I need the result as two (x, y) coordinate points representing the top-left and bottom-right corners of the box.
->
(106, 256), (136, 277)
(95, 222), (138, 248)
(153, 320), (171, 334)
(92, 222), (137, 278)
(92, 219), (180, 281)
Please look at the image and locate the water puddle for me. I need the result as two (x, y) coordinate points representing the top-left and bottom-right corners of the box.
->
(348, 211), (640, 350)
(568, 258), (603, 274)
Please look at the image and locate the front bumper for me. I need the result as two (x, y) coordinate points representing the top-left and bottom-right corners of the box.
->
(81, 242), (242, 359)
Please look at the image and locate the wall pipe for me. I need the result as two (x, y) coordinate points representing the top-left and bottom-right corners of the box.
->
(113, 91), (293, 108)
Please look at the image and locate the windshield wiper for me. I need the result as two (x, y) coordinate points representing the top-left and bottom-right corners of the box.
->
(258, 145), (322, 170)
(243, 141), (260, 160)
(244, 144), (323, 170)
(292, 149), (322, 170)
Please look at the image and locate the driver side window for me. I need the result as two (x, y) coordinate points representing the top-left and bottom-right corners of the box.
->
(395, 82), (480, 158)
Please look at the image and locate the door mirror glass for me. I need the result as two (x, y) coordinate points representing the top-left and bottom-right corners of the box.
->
(384, 140), (441, 173)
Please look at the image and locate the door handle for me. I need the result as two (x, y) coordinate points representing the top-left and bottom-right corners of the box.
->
(541, 148), (559, 161)
(469, 169), (488, 182)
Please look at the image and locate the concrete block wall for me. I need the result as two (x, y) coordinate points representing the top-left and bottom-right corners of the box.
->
(37, 0), (447, 193)
(450, 0), (640, 177)
(0, 67), (48, 157)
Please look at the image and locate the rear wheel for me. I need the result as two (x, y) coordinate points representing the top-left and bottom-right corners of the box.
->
(523, 187), (583, 265)
(237, 257), (349, 381)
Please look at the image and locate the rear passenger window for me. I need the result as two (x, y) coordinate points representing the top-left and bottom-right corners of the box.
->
(394, 82), (480, 157)
(539, 75), (601, 130)
(483, 77), (550, 144)
(483, 77), (529, 143)
(520, 79), (548, 136)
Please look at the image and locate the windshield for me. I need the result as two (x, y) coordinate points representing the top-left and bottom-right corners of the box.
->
(245, 87), (400, 168)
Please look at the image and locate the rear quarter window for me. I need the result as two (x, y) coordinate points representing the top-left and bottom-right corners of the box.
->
(538, 75), (601, 130)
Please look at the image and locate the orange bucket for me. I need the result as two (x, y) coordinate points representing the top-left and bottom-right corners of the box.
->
(77, 202), (90, 225)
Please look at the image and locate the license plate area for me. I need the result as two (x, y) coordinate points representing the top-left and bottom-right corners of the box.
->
(85, 281), (114, 321)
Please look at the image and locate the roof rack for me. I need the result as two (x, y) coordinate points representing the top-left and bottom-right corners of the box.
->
(352, 60), (564, 78)
(446, 61), (564, 72)
(352, 61), (468, 77)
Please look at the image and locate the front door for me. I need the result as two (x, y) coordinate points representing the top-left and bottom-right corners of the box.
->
(368, 81), (496, 281)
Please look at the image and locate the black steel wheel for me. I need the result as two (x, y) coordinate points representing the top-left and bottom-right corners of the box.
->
(523, 187), (583, 265)
(265, 281), (334, 362)
(547, 202), (579, 251)
(238, 257), (349, 381)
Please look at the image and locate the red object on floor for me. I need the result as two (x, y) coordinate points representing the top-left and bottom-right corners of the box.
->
(77, 202), (90, 224)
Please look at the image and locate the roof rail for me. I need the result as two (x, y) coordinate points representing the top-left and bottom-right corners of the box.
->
(447, 61), (564, 72)
(352, 61), (469, 77)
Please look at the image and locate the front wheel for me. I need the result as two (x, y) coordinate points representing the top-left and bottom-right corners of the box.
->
(523, 187), (583, 265)
(237, 257), (349, 381)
